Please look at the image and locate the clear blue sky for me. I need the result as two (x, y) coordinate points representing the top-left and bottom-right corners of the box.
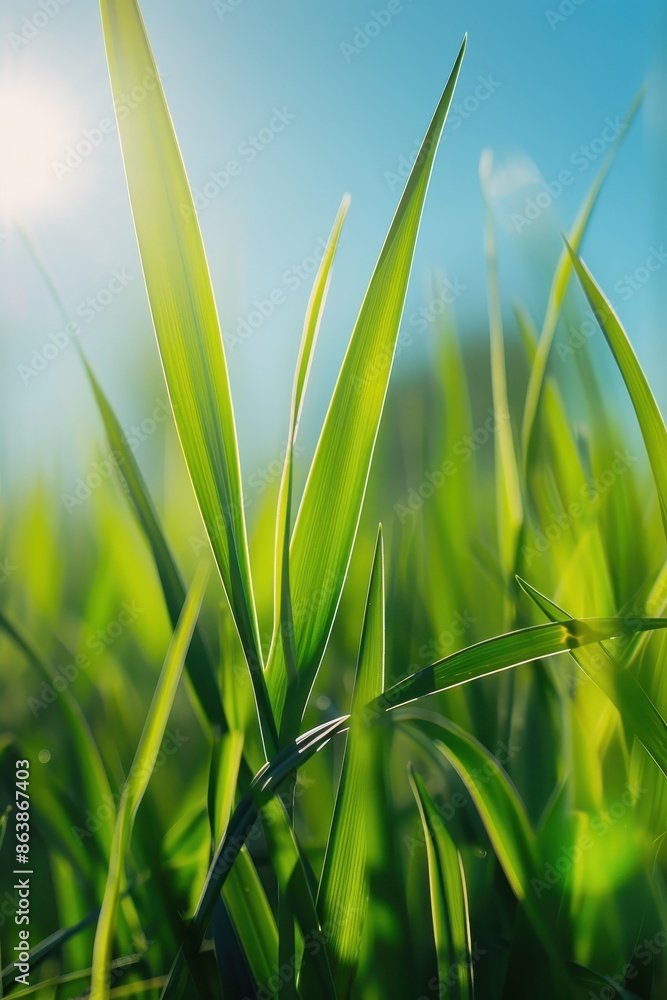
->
(0, 0), (665, 490)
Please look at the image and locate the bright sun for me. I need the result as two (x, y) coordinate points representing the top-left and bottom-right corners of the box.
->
(0, 82), (76, 218)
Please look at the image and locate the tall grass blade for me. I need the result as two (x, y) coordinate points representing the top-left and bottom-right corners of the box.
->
(99, 0), (275, 753)
(266, 37), (467, 734)
(273, 196), (350, 734)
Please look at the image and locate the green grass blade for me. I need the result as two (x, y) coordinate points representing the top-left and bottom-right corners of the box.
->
(520, 94), (642, 473)
(308, 527), (385, 996)
(565, 241), (667, 537)
(373, 616), (667, 713)
(402, 712), (570, 992)
(266, 37), (467, 734)
(273, 196), (350, 714)
(91, 564), (208, 1000)
(99, 0), (275, 754)
(82, 357), (227, 733)
(480, 151), (523, 593)
(517, 577), (667, 777)
(222, 848), (279, 1000)
(408, 766), (472, 1000)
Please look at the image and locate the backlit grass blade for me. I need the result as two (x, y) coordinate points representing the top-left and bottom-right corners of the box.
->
(565, 242), (667, 538)
(266, 37), (467, 734)
(222, 848), (279, 1000)
(91, 564), (208, 1000)
(480, 151), (523, 596)
(82, 357), (227, 733)
(408, 766), (472, 1000)
(307, 527), (385, 996)
(273, 196), (350, 727)
(520, 94), (642, 473)
(517, 577), (667, 777)
(99, 0), (275, 754)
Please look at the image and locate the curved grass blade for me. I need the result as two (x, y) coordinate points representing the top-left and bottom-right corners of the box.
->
(83, 357), (227, 733)
(91, 564), (208, 1000)
(303, 527), (385, 997)
(408, 765), (472, 1000)
(520, 93), (642, 474)
(99, 0), (275, 755)
(273, 195), (350, 736)
(517, 577), (667, 778)
(564, 242), (667, 538)
(266, 37), (467, 734)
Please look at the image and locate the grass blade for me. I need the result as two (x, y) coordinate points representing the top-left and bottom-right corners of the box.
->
(273, 196), (350, 733)
(565, 241), (667, 537)
(305, 527), (385, 996)
(82, 357), (227, 733)
(91, 564), (209, 999)
(408, 765), (472, 1000)
(266, 37), (467, 735)
(99, 0), (275, 754)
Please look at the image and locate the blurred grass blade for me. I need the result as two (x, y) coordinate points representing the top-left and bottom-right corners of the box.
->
(480, 151), (523, 594)
(91, 564), (208, 1000)
(306, 527), (385, 996)
(273, 196), (350, 715)
(82, 356), (227, 733)
(520, 93), (642, 472)
(99, 0), (275, 754)
(565, 242), (667, 537)
(408, 766), (472, 1000)
(517, 577), (667, 777)
(266, 37), (467, 734)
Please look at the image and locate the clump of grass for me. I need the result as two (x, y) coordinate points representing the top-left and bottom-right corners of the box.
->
(1, 2), (667, 999)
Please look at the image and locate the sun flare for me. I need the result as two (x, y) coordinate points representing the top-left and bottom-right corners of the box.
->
(0, 81), (76, 217)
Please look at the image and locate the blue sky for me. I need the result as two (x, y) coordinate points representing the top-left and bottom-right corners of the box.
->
(0, 0), (665, 491)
